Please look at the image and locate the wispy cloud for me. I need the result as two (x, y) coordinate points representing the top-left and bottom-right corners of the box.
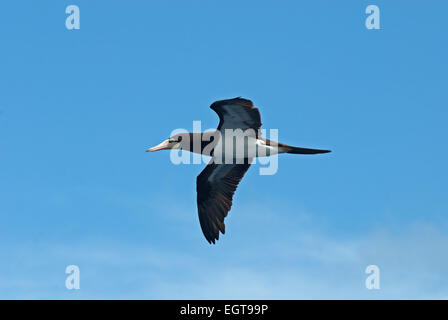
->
(1, 207), (447, 299)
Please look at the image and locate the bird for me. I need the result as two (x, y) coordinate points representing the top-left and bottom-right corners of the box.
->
(146, 97), (331, 244)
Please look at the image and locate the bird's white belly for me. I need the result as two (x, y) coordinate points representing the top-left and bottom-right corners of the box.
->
(212, 134), (280, 162)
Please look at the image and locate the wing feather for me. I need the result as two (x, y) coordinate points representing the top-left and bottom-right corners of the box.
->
(210, 97), (262, 137)
(196, 160), (252, 244)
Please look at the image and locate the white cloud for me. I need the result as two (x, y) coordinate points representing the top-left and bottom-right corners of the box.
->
(1, 191), (447, 299)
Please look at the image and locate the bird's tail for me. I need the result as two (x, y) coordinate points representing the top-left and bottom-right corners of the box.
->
(282, 145), (331, 154)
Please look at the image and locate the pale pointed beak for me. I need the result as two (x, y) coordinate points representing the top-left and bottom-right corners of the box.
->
(146, 139), (170, 152)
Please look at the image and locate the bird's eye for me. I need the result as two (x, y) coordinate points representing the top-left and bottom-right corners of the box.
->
(177, 136), (182, 142)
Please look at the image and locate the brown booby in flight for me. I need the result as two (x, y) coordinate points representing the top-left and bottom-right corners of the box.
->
(146, 98), (330, 244)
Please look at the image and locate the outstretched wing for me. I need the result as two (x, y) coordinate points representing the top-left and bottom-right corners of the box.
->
(196, 160), (252, 244)
(210, 97), (262, 137)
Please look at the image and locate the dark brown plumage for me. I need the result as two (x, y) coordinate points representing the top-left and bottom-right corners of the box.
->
(196, 159), (252, 244)
(210, 98), (262, 137)
(195, 98), (260, 244)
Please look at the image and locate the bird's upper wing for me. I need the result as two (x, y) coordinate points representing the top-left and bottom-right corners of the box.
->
(210, 97), (262, 137)
(196, 159), (252, 244)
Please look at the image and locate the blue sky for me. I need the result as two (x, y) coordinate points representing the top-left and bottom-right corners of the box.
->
(0, 0), (447, 299)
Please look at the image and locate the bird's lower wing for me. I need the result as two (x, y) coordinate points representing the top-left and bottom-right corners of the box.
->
(196, 159), (252, 244)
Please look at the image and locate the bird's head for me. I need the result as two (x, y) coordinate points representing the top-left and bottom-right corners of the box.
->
(146, 134), (185, 152)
